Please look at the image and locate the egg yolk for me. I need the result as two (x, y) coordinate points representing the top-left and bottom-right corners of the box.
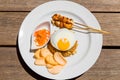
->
(57, 38), (70, 51)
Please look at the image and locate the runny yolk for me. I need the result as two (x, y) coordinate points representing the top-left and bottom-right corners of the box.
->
(57, 38), (70, 51)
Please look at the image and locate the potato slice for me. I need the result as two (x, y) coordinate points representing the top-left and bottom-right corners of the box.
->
(54, 52), (67, 66)
(45, 55), (58, 65)
(34, 49), (41, 59)
(41, 48), (53, 58)
(47, 65), (63, 75)
(34, 57), (46, 66)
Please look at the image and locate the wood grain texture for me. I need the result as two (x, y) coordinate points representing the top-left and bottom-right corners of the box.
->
(77, 49), (120, 80)
(0, 12), (28, 45)
(0, 47), (120, 80)
(0, 0), (119, 80)
(94, 13), (120, 46)
(0, 0), (120, 12)
(0, 47), (34, 80)
(0, 12), (120, 46)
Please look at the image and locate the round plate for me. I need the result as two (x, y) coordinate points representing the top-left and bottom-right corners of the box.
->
(18, 1), (102, 79)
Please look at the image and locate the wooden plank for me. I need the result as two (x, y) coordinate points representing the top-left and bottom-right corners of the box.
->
(77, 49), (120, 80)
(0, 0), (120, 12)
(0, 12), (119, 46)
(0, 47), (120, 80)
(0, 12), (28, 45)
(94, 13), (120, 46)
(0, 47), (34, 80)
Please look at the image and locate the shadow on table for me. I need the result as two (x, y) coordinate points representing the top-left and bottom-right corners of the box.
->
(16, 37), (83, 80)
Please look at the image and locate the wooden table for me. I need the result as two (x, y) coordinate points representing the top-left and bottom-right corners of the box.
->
(0, 0), (120, 80)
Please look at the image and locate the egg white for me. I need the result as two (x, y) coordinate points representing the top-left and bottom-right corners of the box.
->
(51, 28), (76, 51)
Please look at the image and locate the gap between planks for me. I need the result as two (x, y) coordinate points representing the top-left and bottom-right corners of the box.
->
(0, 45), (120, 49)
(0, 11), (120, 13)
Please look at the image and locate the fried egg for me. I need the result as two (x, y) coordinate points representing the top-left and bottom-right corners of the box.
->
(50, 28), (76, 51)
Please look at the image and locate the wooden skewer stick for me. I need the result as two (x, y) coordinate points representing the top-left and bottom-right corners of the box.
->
(52, 14), (110, 34)
(51, 19), (110, 34)
(74, 22), (110, 34)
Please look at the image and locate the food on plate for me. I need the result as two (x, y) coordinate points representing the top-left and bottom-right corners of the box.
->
(52, 14), (73, 24)
(34, 57), (46, 66)
(47, 65), (64, 75)
(34, 29), (50, 47)
(33, 48), (67, 74)
(50, 28), (76, 51)
(40, 48), (53, 57)
(46, 63), (54, 69)
(31, 21), (50, 50)
(33, 49), (41, 59)
(52, 14), (110, 34)
(48, 40), (78, 57)
(51, 14), (73, 29)
(45, 55), (58, 65)
(32, 16), (79, 74)
(54, 52), (67, 66)
(51, 20), (73, 29)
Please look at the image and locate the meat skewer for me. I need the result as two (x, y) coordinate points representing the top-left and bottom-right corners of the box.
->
(51, 14), (110, 34)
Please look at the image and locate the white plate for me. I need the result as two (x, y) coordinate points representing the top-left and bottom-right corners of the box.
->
(18, 1), (102, 80)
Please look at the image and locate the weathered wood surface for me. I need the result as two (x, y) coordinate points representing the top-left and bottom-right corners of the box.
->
(94, 13), (120, 46)
(0, 0), (120, 12)
(0, 0), (119, 80)
(0, 48), (119, 80)
(0, 12), (28, 45)
(0, 12), (119, 46)
(0, 47), (34, 80)
(77, 49), (120, 80)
